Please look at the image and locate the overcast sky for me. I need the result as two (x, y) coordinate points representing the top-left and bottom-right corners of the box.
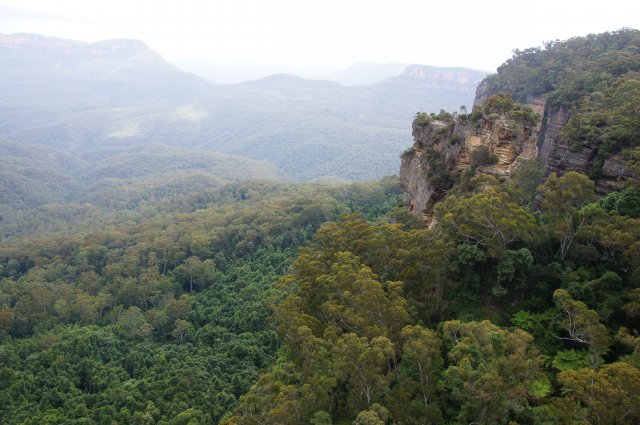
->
(1, 0), (639, 72)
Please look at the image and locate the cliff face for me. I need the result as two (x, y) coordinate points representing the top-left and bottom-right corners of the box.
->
(393, 65), (487, 93)
(534, 98), (635, 194)
(400, 105), (541, 226)
(400, 121), (464, 225)
(400, 90), (637, 224)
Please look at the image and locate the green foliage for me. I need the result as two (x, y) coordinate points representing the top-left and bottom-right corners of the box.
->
(557, 362), (640, 424)
(531, 377), (552, 399)
(421, 147), (454, 191)
(436, 186), (537, 257)
(539, 171), (596, 262)
(2, 168), (639, 425)
(599, 186), (640, 217)
(442, 320), (543, 424)
(512, 310), (538, 330)
(477, 93), (541, 127)
(311, 411), (332, 425)
(483, 29), (640, 104)
(216, 31), (640, 424)
(622, 289), (640, 320)
(616, 327), (640, 367)
(627, 147), (640, 177)
(353, 404), (389, 425)
(450, 133), (464, 145)
(5, 29), (640, 425)
(553, 289), (610, 370)
(0, 179), (402, 424)
(552, 349), (593, 371)
(414, 112), (431, 126)
(227, 169), (640, 424)
(414, 109), (460, 127)
(478, 30), (640, 174)
(510, 158), (546, 206)
(394, 325), (443, 421)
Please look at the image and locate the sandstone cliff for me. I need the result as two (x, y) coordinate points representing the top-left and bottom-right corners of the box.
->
(400, 96), (542, 226)
(400, 90), (637, 224)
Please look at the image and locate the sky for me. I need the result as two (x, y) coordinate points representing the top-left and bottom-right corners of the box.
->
(0, 0), (639, 73)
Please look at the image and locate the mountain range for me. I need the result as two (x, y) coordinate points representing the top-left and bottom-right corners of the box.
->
(0, 33), (487, 219)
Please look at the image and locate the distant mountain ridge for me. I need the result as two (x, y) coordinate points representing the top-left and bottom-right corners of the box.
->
(0, 33), (488, 223)
(322, 62), (409, 86)
(394, 64), (487, 89)
(0, 32), (151, 57)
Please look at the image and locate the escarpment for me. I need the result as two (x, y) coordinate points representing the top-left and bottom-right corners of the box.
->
(400, 95), (543, 226)
(402, 30), (640, 223)
(399, 120), (463, 225)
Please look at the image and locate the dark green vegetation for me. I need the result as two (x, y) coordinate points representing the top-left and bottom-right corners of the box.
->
(471, 93), (540, 128)
(561, 76), (640, 178)
(0, 179), (402, 424)
(0, 140), (283, 233)
(482, 28), (640, 106)
(223, 165), (640, 425)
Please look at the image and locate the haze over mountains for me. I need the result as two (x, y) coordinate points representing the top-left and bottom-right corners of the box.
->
(177, 61), (413, 86)
(0, 32), (486, 225)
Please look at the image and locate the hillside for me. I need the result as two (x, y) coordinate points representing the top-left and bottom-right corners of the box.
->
(322, 62), (409, 85)
(0, 137), (284, 238)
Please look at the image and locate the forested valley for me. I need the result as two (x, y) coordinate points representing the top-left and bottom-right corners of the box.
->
(1, 29), (640, 425)
(0, 179), (402, 424)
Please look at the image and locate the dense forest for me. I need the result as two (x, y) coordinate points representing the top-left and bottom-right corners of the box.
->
(1, 29), (640, 425)
(0, 179), (402, 424)
(222, 164), (640, 424)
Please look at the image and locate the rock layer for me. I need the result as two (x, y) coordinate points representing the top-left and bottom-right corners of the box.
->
(400, 110), (540, 226)
(401, 92), (637, 224)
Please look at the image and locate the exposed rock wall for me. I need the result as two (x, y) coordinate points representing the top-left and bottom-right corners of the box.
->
(537, 107), (570, 161)
(401, 90), (637, 223)
(400, 111), (540, 226)
(597, 155), (637, 194)
(400, 121), (465, 225)
(541, 108), (635, 195)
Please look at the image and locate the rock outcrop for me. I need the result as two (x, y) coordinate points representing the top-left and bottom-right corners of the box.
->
(400, 106), (541, 226)
(400, 121), (464, 225)
(394, 65), (487, 93)
(401, 90), (637, 224)
(0, 33), (169, 78)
